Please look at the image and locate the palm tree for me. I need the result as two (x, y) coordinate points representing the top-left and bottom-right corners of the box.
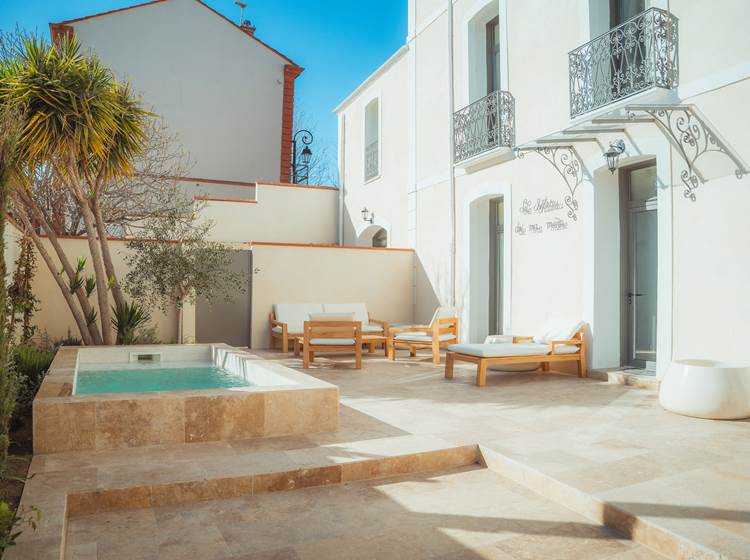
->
(1, 37), (149, 345)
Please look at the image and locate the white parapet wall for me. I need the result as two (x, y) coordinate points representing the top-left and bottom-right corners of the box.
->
(250, 242), (415, 349)
(199, 182), (339, 245)
(11, 224), (185, 345)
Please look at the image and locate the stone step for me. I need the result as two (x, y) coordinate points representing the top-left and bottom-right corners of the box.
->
(479, 445), (728, 559)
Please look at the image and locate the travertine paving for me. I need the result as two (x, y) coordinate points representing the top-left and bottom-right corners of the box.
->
(11, 351), (750, 559)
(65, 466), (663, 560)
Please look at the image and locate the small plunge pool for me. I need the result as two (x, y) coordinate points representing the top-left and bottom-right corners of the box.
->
(75, 361), (253, 395)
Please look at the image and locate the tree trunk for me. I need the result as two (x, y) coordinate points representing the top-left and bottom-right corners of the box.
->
(0, 173), (12, 465)
(90, 197), (126, 310)
(14, 204), (94, 345)
(76, 197), (115, 344)
(18, 191), (103, 344)
(175, 286), (187, 344)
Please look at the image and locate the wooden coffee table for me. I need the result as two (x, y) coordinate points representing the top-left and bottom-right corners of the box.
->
(293, 334), (387, 357)
(362, 334), (387, 356)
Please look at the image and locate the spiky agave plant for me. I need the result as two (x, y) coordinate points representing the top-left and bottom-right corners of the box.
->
(111, 301), (151, 345)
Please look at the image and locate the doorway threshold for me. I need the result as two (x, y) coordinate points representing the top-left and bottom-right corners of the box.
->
(590, 368), (660, 390)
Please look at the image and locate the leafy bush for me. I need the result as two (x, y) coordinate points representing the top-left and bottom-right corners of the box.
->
(0, 501), (40, 552)
(39, 330), (83, 352)
(112, 301), (151, 345)
(12, 345), (53, 410)
(132, 325), (161, 345)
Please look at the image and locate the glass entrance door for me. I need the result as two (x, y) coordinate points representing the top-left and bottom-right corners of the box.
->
(488, 197), (504, 335)
(623, 164), (657, 368)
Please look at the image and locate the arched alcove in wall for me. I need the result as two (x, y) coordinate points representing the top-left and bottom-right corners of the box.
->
(356, 223), (389, 248)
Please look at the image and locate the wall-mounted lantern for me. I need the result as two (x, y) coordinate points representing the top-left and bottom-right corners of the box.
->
(604, 139), (626, 174)
(361, 207), (375, 224)
(291, 130), (313, 184)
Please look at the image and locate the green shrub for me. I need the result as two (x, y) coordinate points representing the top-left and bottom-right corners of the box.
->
(132, 325), (161, 345)
(39, 330), (83, 352)
(0, 501), (40, 552)
(12, 345), (54, 410)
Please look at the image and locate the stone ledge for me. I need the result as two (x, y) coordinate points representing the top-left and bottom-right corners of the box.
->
(479, 445), (721, 560)
(66, 444), (480, 517)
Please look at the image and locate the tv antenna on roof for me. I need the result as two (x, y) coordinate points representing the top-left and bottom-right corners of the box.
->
(234, 1), (247, 25)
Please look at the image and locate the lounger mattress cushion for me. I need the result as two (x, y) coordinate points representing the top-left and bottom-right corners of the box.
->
(447, 342), (579, 358)
(394, 333), (456, 343)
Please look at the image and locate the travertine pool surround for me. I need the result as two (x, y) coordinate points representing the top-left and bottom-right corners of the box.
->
(33, 345), (338, 454)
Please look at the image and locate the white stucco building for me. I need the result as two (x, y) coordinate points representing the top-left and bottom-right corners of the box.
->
(50, 0), (303, 191)
(336, 0), (750, 377)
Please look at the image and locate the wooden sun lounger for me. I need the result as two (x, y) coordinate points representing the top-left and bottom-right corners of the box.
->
(444, 328), (587, 386)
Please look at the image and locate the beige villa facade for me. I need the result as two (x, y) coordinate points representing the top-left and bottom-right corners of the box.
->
(335, 0), (750, 377)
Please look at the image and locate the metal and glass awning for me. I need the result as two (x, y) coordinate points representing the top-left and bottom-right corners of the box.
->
(514, 104), (748, 203)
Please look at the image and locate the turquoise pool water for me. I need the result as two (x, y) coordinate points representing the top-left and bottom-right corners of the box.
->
(75, 361), (252, 395)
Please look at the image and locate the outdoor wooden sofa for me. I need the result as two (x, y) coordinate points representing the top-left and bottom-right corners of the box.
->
(444, 320), (587, 386)
(269, 303), (387, 352)
(299, 319), (363, 369)
(387, 307), (459, 364)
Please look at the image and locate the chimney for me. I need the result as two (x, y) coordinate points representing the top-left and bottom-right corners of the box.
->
(240, 19), (257, 35)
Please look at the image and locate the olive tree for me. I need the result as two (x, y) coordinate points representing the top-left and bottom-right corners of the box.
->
(123, 198), (245, 343)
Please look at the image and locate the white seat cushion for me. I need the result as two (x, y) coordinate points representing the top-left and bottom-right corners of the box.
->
(363, 324), (384, 333)
(323, 303), (369, 324)
(448, 342), (579, 358)
(272, 325), (303, 334)
(395, 332), (456, 343)
(274, 303), (324, 334)
(532, 319), (585, 344)
(309, 338), (356, 346)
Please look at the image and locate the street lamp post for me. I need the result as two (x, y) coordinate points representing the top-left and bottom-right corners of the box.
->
(291, 129), (313, 184)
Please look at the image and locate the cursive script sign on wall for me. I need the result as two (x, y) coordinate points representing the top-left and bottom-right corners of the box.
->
(516, 197), (570, 236)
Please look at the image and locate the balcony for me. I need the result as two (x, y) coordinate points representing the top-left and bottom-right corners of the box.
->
(365, 140), (379, 181)
(454, 90), (515, 164)
(569, 7), (678, 119)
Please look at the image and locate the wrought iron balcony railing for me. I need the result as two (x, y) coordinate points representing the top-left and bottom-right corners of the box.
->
(365, 140), (379, 181)
(569, 8), (678, 118)
(454, 90), (515, 163)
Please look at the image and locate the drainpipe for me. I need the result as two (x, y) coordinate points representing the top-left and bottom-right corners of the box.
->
(337, 114), (346, 245)
(447, 0), (457, 307)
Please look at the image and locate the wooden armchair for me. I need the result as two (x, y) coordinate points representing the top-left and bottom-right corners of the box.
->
(299, 320), (363, 369)
(387, 307), (459, 364)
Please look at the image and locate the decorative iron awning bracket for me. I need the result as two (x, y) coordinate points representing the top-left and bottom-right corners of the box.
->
(515, 145), (586, 221)
(626, 104), (749, 201)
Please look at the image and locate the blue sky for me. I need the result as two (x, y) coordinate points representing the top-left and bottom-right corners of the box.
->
(0, 0), (408, 177)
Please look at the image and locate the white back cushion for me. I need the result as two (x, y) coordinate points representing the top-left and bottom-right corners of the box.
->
(274, 304), (324, 332)
(323, 303), (368, 323)
(309, 313), (355, 322)
(430, 306), (458, 326)
(533, 319), (585, 344)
